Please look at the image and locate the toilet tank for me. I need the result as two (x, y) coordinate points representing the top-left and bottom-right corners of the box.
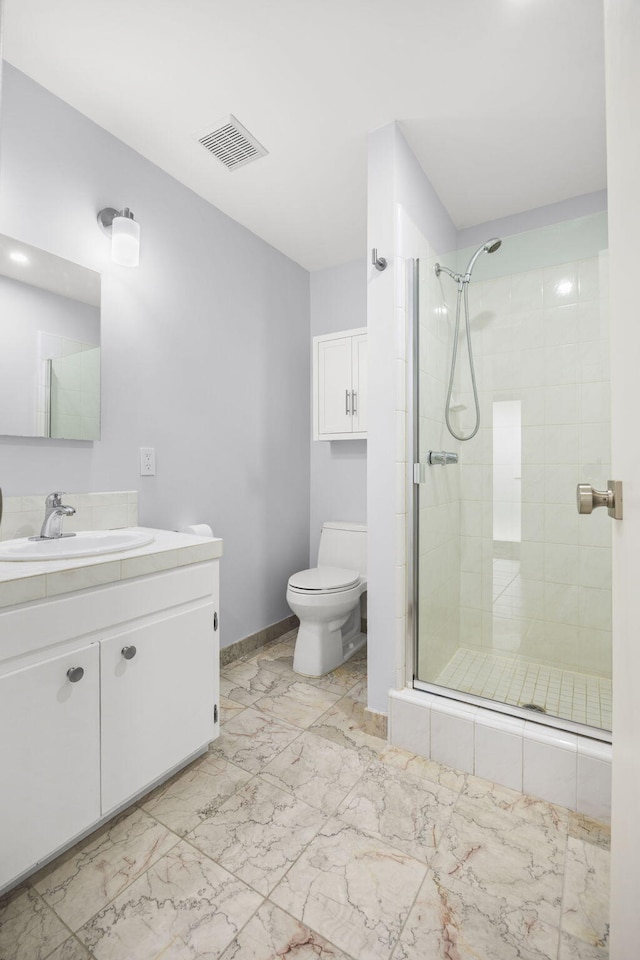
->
(317, 522), (367, 576)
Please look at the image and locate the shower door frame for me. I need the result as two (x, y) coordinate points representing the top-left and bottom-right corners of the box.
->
(406, 257), (611, 745)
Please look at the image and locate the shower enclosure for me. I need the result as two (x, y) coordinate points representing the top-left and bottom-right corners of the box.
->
(412, 212), (611, 736)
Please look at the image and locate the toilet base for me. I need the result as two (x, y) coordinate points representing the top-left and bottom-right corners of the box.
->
(292, 603), (365, 678)
(294, 633), (367, 679)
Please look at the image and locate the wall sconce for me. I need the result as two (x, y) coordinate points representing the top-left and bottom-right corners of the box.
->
(97, 207), (140, 267)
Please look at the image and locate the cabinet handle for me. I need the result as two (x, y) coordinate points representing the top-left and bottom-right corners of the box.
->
(213, 611), (218, 631)
(67, 666), (84, 683)
(121, 645), (137, 660)
(351, 390), (357, 415)
(345, 389), (351, 415)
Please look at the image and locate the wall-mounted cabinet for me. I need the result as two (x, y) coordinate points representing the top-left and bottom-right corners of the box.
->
(313, 327), (367, 440)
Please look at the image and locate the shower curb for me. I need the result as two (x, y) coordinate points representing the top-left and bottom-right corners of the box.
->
(389, 687), (611, 821)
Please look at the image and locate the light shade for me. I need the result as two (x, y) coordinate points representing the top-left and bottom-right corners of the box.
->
(97, 206), (140, 267)
(111, 212), (140, 267)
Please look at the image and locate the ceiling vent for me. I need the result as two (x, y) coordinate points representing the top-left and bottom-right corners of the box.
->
(194, 114), (268, 171)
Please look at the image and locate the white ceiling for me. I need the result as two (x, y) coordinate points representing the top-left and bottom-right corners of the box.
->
(3, 0), (606, 271)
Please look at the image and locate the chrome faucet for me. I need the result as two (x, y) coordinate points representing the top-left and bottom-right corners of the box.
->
(31, 492), (77, 540)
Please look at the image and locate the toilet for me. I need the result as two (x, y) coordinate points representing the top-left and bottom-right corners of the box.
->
(286, 521), (367, 677)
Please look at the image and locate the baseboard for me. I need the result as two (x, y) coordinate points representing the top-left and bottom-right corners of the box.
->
(363, 706), (388, 740)
(220, 615), (298, 666)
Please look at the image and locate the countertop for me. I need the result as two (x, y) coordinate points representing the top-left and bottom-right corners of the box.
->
(0, 527), (223, 609)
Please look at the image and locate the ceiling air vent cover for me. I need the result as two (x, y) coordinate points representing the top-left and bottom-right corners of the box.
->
(194, 114), (268, 171)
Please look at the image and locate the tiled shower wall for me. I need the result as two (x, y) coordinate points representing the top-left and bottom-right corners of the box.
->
(46, 339), (101, 441)
(449, 253), (611, 678)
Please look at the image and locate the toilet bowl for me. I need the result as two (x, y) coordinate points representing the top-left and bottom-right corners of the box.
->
(286, 521), (367, 677)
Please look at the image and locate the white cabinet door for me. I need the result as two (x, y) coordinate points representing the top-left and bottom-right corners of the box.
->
(352, 333), (368, 434)
(314, 328), (367, 440)
(317, 336), (352, 436)
(101, 602), (216, 813)
(0, 643), (100, 887)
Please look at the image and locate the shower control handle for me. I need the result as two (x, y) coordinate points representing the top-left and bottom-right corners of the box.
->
(428, 450), (459, 466)
(576, 480), (623, 520)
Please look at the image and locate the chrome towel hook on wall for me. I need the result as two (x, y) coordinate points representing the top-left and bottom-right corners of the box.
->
(371, 248), (387, 271)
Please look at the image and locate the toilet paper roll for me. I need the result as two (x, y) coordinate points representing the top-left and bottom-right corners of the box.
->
(181, 523), (214, 538)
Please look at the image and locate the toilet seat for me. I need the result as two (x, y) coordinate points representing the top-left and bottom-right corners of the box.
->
(288, 566), (360, 594)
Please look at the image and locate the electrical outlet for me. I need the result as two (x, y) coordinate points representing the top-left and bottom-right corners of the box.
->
(139, 447), (156, 476)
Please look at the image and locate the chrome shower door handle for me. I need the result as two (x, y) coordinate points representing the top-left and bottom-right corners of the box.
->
(577, 480), (623, 519)
(428, 450), (459, 465)
(345, 389), (351, 415)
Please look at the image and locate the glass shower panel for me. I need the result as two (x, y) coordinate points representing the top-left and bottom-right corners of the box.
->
(415, 213), (612, 731)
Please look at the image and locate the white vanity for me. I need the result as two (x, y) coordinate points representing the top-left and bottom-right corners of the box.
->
(0, 527), (222, 893)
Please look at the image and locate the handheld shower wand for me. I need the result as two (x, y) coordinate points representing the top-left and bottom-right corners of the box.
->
(434, 238), (502, 442)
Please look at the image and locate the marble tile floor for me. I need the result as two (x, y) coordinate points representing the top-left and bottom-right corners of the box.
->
(0, 629), (610, 960)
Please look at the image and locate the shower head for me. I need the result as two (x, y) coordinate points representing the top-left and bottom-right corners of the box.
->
(463, 237), (502, 279)
(435, 237), (502, 285)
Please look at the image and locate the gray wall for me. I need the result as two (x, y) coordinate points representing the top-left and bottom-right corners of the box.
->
(456, 189), (608, 249)
(309, 260), (367, 564)
(0, 64), (311, 647)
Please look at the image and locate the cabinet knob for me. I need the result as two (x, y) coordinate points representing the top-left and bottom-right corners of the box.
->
(67, 666), (84, 683)
(121, 645), (137, 660)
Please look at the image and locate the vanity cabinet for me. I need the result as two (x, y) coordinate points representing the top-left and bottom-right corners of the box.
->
(101, 603), (216, 812)
(313, 327), (367, 440)
(0, 642), (101, 888)
(0, 554), (220, 892)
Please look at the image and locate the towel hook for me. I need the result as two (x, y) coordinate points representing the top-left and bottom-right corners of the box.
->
(371, 248), (387, 272)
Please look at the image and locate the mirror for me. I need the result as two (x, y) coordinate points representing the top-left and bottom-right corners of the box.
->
(0, 234), (101, 440)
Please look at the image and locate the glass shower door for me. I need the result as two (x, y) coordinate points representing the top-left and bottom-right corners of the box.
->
(414, 213), (612, 732)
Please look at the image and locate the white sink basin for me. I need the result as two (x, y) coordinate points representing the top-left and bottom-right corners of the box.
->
(0, 530), (155, 561)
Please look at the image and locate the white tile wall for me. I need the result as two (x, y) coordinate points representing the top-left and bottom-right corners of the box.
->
(49, 342), (101, 441)
(523, 723), (578, 809)
(390, 688), (611, 819)
(576, 738), (612, 822)
(430, 699), (476, 772)
(448, 255), (612, 681)
(474, 713), (525, 792)
(387, 688), (433, 756)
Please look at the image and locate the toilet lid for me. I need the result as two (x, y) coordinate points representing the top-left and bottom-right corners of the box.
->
(288, 566), (360, 592)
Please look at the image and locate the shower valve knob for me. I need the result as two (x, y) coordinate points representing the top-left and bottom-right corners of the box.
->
(576, 480), (623, 520)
